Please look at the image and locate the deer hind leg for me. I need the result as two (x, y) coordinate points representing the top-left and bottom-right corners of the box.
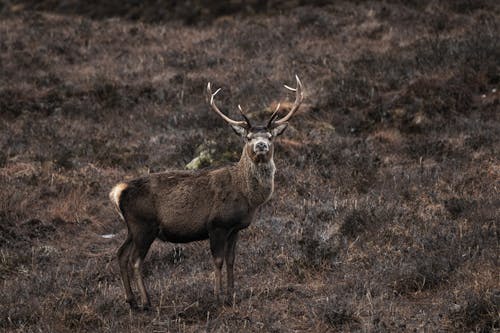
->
(209, 228), (226, 301)
(225, 231), (239, 302)
(129, 232), (155, 311)
(117, 234), (136, 308)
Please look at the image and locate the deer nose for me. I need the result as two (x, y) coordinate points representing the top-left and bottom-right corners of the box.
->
(255, 141), (269, 153)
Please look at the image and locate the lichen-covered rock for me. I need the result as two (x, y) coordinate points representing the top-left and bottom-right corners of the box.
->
(185, 149), (214, 170)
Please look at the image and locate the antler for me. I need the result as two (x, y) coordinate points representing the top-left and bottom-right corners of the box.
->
(237, 104), (252, 127)
(267, 103), (281, 127)
(268, 75), (304, 126)
(207, 82), (249, 128)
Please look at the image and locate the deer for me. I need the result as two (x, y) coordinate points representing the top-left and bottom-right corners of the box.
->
(109, 75), (304, 310)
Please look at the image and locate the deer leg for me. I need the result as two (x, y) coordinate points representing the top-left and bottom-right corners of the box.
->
(209, 228), (226, 301)
(117, 234), (136, 308)
(225, 231), (239, 302)
(129, 235), (155, 311)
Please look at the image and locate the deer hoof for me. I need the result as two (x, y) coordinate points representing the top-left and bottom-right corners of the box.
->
(127, 299), (139, 310)
(140, 304), (152, 312)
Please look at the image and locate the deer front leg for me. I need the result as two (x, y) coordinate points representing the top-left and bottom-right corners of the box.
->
(209, 228), (226, 301)
(225, 231), (239, 302)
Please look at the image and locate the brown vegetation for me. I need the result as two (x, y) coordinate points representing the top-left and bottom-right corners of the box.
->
(0, 1), (499, 332)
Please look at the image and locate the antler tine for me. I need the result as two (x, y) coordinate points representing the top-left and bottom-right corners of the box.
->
(237, 104), (252, 127)
(273, 75), (304, 125)
(267, 102), (281, 127)
(207, 82), (248, 127)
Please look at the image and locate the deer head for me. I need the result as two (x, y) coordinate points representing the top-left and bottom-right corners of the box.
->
(206, 75), (304, 163)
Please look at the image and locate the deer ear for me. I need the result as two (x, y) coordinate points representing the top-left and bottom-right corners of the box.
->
(271, 123), (288, 137)
(231, 124), (247, 137)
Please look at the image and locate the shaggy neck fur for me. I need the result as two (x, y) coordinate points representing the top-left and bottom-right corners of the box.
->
(237, 147), (276, 207)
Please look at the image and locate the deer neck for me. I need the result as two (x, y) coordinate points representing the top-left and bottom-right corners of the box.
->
(236, 147), (276, 207)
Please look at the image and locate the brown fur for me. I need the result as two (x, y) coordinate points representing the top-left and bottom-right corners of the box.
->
(111, 132), (277, 309)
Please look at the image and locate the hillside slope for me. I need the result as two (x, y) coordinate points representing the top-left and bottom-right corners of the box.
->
(0, 1), (498, 332)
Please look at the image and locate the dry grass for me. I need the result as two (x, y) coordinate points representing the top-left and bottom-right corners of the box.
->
(0, 1), (499, 332)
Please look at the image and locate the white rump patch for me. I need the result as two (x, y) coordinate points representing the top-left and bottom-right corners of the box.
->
(109, 182), (128, 220)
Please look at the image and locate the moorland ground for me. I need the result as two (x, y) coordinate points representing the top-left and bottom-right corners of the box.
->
(0, 1), (499, 332)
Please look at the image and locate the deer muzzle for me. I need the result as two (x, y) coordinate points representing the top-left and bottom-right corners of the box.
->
(254, 140), (269, 154)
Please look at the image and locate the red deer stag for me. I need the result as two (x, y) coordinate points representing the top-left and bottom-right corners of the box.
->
(110, 76), (304, 310)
